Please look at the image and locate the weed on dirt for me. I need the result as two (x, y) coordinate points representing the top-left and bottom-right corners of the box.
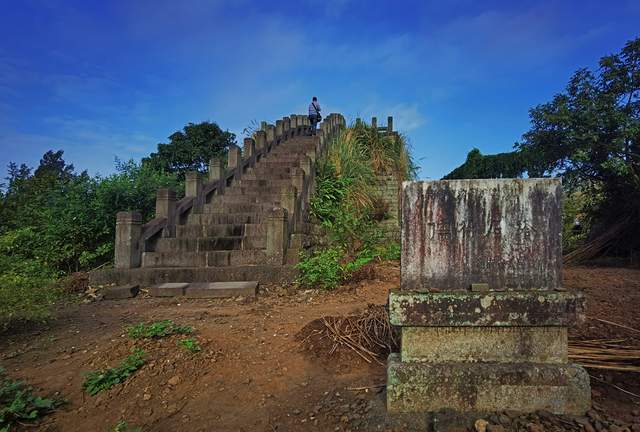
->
(111, 420), (143, 432)
(177, 337), (201, 353)
(126, 320), (193, 339)
(83, 348), (146, 396)
(0, 367), (62, 431)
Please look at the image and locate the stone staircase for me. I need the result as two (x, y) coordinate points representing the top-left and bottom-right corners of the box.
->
(90, 113), (346, 294)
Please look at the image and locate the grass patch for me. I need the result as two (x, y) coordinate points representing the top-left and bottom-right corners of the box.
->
(177, 338), (201, 353)
(126, 320), (193, 339)
(83, 349), (146, 396)
(0, 368), (62, 431)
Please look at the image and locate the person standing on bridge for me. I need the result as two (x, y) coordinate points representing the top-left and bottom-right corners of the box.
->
(308, 96), (321, 135)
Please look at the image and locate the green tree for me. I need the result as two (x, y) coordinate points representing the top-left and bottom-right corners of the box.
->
(143, 121), (235, 178)
(443, 148), (529, 179)
(517, 37), (640, 249)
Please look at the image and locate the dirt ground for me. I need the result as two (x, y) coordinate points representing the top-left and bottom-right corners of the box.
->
(1, 263), (639, 432)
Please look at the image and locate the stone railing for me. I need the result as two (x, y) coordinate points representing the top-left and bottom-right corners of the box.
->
(114, 112), (346, 269)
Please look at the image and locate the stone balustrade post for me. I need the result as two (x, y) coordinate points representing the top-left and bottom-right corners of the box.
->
(185, 171), (202, 197)
(156, 188), (176, 236)
(280, 185), (297, 225)
(266, 207), (288, 264)
(266, 125), (275, 143)
(372, 117), (378, 130)
(115, 211), (142, 269)
(243, 137), (256, 159)
(209, 158), (222, 182)
(291, 168), (305, 197)
(228, 144), (241, 169)
(275, 120), (283, 138)
(255, 130), (266, 151)
(261, 121), (268, 131)
(283, 117), (291, 136)
(290, 114), (297, 130)
(387, 116), (393, 133)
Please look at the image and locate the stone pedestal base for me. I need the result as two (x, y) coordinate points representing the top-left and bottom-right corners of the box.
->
(386, 354), (590, 415)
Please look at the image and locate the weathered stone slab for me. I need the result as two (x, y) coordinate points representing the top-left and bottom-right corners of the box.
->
(149, 282), (189, 297)
(185, 281), (258, 298)
(103, 284), (140, 300)
(389, 290), (585, 327)
(387, 354), (590, 415)
(401, 179), (562, 291)
(401, 326), (567, 363)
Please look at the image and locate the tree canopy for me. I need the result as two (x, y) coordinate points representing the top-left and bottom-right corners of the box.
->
(142, 121), (235, 178)
(445, 37), (640, 253)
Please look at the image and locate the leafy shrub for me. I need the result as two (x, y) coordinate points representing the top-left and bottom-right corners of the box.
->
(126, 320), (193, 339)
(177, 338), (201, 353)
(296, 247), (344, 290)
(83, 349), (146, 396)
(0, 368), (61, 430)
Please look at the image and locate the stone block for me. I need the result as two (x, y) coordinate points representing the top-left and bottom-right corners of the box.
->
(401, 326), (567, 363)
(149, 282), (189, 297)
(401, 179), (562, 291)
(389, 290), (585, 327)
(386, 354), (590, 415)
(103, 284), (140, 300)
(185, 281), (258, 298)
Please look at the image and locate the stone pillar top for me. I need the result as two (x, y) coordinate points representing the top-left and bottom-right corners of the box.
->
(156, 188), (176, 200)
(116, 211), (142, 224)
(401, 178), (563, 291)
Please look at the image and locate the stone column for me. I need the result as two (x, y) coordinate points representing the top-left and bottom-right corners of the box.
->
(261, 121), (268, 131)
(228, 145), (241, 169)
(266, 125), (275, 143)
(280, 185), (297, 225)
(266, 207), (288, 265)
(255, 131), (266, 151)
(275, 120), (283, 138)
(243, 138), (255, 159)
(290, 114), (298, 130)
(115, 211), (142, 269)
(371, 117), (377, 130)
(283, 117), (291, 136)
(156, 188), (176, 237)
(387, 179), (590, 416)
(387, 116), (393, 133)
(209, 158), (222, 182)
(185, 172), (202, 197)
(291, 167), (305, 197)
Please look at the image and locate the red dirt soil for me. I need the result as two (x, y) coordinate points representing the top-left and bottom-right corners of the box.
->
(0, 263), (639, 431)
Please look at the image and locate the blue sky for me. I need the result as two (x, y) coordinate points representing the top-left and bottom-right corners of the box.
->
(1, 0), (639, 180)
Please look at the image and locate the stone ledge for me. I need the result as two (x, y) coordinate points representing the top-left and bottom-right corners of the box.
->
(401, 326), (567, 363)
(389, 290), (585, 327)
(387, 354), (590, 415)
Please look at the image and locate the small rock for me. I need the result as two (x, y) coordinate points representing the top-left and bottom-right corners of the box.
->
(527, 424), (544, 432)
(292, 409), (301, 415)
(167, 376), (181, 386)
(633, 410), (640, 417)
(143, 393), (152, 401)
(631, 424), (640, 432)
(340, 415), (349, 423)
(487, 425), (506, 432)
(475, 419), (489, 432)
(576, 417), (596, 432)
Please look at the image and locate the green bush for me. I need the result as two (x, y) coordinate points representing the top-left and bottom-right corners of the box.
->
(296, 247), (344, 290)
(111, 421), (143, 432)
(83, 349), (146, 396)
(126, 320), (193, 339)
(0, 368), (62, 431)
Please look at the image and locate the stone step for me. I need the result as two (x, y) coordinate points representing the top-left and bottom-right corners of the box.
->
(209, 194), (281, 205)
(249, 166), (293, 176)
(202, 202), (277, 214)
(142, 249), (267, 268)
(257, 160), (300, 168)
(187, 212), (263, 225)
(235, 179), (295, 188)
(185, 281), (258, 298)
(239, 173), (293, 181)
(90, 265), (297, 286)
(155, 236), (266, 252)
(176, 223), (245, 238)
(224, 186), (286, 196)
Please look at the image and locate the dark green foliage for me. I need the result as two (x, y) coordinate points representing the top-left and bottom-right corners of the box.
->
(177, 338), (202, 353)
(0, 368), (61, 431)
(83, 349), (146, 396)
(142, 121), (235, 178)
(443, 148), (530, 179)
(126, 320), (193, 339)
(297, 247), (344, 289)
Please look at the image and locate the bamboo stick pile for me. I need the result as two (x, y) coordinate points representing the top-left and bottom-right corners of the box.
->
(569, 339), (640, 372)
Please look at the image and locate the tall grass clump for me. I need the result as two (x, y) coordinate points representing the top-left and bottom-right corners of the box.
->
(299, 120), (417, 289)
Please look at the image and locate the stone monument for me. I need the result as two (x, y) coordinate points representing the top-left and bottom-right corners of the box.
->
(387, 179), (590, 415)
